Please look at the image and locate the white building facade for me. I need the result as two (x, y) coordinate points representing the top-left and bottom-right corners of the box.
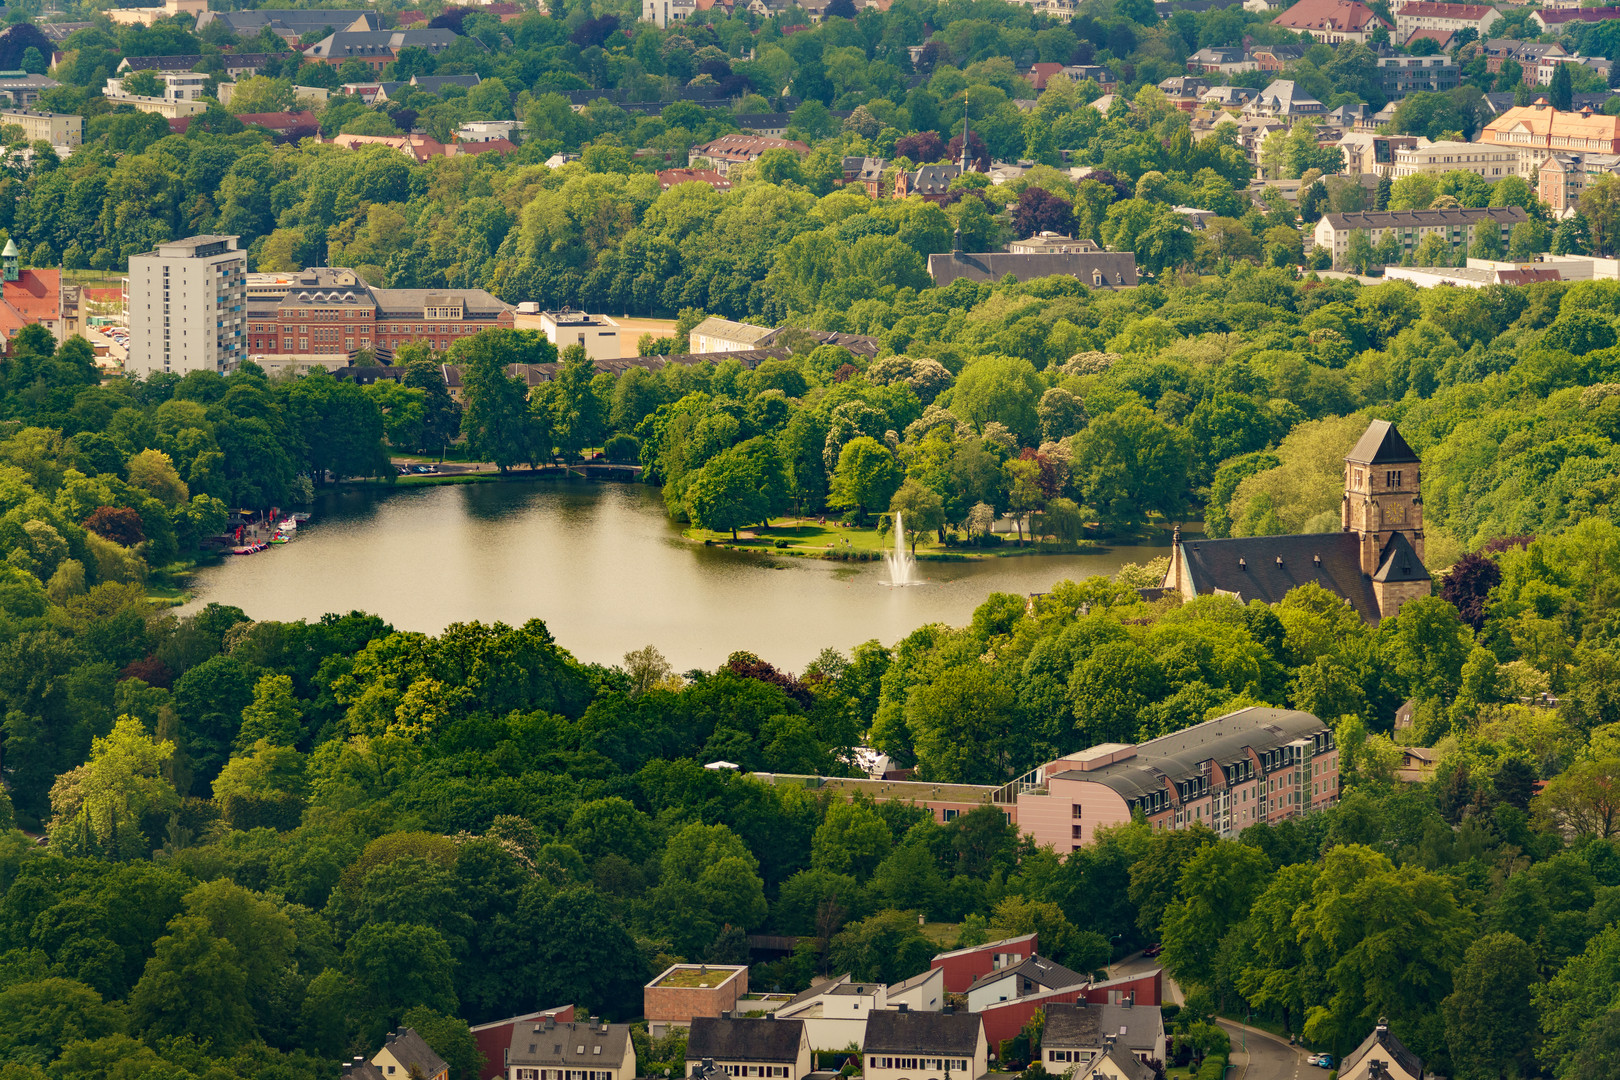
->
(128, 235), (247, 377)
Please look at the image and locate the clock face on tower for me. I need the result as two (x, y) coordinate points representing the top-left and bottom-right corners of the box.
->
(1385, 503), (1405, 525)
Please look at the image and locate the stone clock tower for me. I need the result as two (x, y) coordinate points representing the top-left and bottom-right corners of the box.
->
(1343, 420), (1430, 618)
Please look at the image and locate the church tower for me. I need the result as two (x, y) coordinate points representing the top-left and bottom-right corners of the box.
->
(1343, 419), (1430, 618)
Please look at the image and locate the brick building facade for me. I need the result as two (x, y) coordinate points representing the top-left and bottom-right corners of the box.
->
(244, 267), (514, 364)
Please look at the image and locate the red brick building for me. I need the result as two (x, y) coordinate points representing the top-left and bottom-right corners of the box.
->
(245, 267), (514, 364)
(644, 964), (748, 1038)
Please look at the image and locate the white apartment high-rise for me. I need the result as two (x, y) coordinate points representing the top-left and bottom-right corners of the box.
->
(128, 235), (247, 377)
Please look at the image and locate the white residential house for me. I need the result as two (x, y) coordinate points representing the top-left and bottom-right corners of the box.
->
(684, 1016), (813, 1080)
(641, 0), (695, 26)
(1338, 1021), (1424, 1080)
(863, 1009), (988, 1080)
(1041, 1001), (1168, 1068)
(965, 956), (1088, 1012)
(506, 1018), (637, 1080)
(1392, 2), (1501, 42)
(688, 316), (772, 354)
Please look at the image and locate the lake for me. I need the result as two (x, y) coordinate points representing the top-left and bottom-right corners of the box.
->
(181, 480), (1167, 671)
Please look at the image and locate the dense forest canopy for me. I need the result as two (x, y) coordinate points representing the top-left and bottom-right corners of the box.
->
(5, 0), (1620, 1078)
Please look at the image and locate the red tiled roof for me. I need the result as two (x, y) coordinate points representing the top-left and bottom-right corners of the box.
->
(1029, 62), (1063, 91)
(237, 110), (319, 131)
(1534, 7), (1620, 23)
(1274, 0), (1390, 32)
(1405, 28), (1454, 48)
(4, 268), (58, 322)
(1396, 1), (1493, 18)
(455, 138), (516, 156)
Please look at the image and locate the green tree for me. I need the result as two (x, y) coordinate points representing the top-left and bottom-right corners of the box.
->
(1443, 932), (1536, 1080)
(1070, 403), (1191, 528)
(889, 479), (946, 551)
(829, 437), (902, 524)
(128, 915), (257, 1050)
(1160, 842), (1273, 987)
(685, 446), (767, 539)
(46, 718), (180, 860)
(455, 330), (553, 470)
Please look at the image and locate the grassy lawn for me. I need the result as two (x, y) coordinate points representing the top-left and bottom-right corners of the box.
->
(684, 518), (1100, 560)
(683, 518), (1086, 559)
(917, 921), (961, 947)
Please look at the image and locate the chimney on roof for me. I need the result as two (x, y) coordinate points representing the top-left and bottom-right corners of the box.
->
(721, 1011), (731, 1020)
(898, 1003), (910, 1013)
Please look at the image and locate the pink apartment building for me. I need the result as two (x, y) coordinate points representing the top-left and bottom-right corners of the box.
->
(765, 708), (1339, 854)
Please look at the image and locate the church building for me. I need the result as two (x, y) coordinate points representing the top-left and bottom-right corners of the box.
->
(1163, 419), (1432, 623)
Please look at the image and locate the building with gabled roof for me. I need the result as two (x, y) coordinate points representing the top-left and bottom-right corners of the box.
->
(1532, 6), (1620, 30)
(1481, 100), (1620, 178)
(507, 1017), (636, 1080)
(689, 134), (811, 177)
(1042, 1001), (1167, 1067)
(1165, 419), (1431, 623)
(965, 955), (1088, 1012)
(1273, 0), (1389, 41)
(1072, 1041), (1158, 1080)
(863, 1009), (988, 1080)
(685, 1016), (813, 1079)
(372, 1026), (449, 1080)
(304, 29), (461, 70)
(197, 9), (377, 41)
(1314, 207), (1528, 268)
(1393, 1), (1499, 40)
(1339, 1020), (1424, 1080)
(931, 934), (1038, 994)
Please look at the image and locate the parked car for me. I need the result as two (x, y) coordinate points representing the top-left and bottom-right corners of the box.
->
(1305, 1055), (1320, 1066)
(413, 465), (435, 474)
(1143, 943), (1163, 957)
(1315, 1055), (1332, 1069)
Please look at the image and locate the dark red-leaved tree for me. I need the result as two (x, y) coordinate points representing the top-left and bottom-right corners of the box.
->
(825, 0), (858, 18)
(833, 363), (858, 383)
(120, 656), (174, 688)
(1019, 447), (1064, 499)
(1480, 533), (1533, 554)
(894, 131), (945, 164)
(428, 6), (473, 32)
(570, 14), (621, 49)
(1439, 550), (1502, 632)
(1012, 188), (1076, 239)
(944, 130), (990, 172)
(1085, 168), (1133, 201)
(915, 40), (949, 74)
(84, 506), (145, 547)
(724, 651), (814, 707)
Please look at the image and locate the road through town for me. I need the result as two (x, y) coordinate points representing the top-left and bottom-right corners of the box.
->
(1109, 952), (1310, 1080)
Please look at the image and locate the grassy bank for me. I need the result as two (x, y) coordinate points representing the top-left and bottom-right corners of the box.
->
(681, 518), (1102, 560)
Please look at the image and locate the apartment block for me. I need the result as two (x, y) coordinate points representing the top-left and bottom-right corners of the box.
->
(0, 109), (82, 147)
(128, 235), (247, 377)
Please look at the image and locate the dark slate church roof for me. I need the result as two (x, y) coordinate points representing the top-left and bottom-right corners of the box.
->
(1374, 531), (1427, 585)
(1176, 531), (1382, 622)
(1346, 419), (1418, 465)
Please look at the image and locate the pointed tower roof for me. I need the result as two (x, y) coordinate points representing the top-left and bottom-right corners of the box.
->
(1373, 532), (1428, 584)
(2, 239), (18, 258)
(1345, 419), (1418, 465)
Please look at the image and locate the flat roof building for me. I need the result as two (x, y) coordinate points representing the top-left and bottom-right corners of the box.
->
(128, 235), (247, 378)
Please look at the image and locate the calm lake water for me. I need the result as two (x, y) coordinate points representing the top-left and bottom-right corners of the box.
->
(181, 480), (1167, 671)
